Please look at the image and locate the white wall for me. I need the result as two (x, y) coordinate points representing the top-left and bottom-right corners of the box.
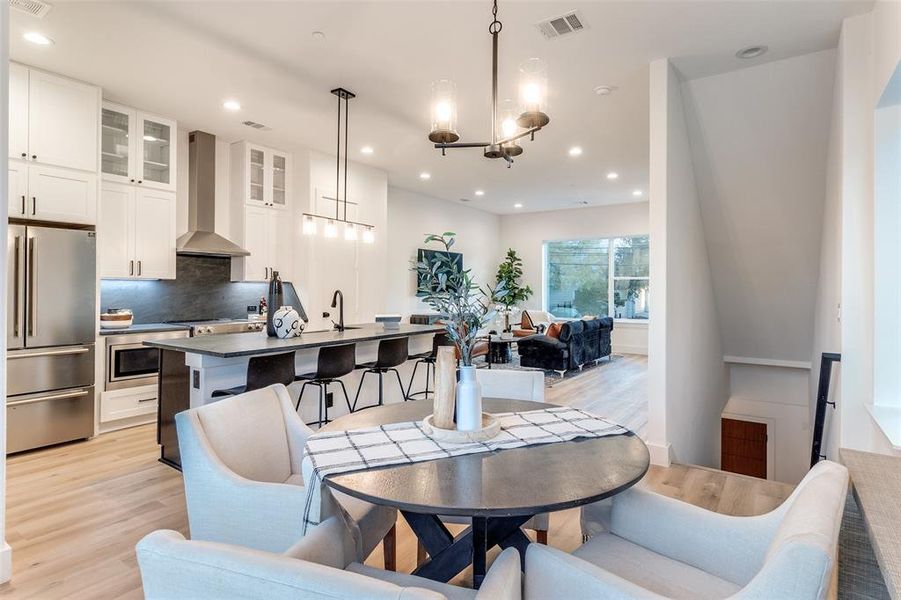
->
(648, 59), (727, 468)
(681, 51), (835, 363)
(0, 0), (11, 582)
(386, 187), (501, 318)
(725, 363), (811, 483)
(499, 202), (650, 354)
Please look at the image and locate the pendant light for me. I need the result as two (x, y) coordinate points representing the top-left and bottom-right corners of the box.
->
(303, 88), (375, 243)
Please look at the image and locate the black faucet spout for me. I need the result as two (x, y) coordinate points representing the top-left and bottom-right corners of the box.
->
(331, 290), (345, 331)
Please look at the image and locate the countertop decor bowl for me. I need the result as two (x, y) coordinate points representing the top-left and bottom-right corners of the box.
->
(422, 413), (500, 443)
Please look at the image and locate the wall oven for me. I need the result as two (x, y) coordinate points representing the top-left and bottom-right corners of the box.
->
(105, 330), (189, 391)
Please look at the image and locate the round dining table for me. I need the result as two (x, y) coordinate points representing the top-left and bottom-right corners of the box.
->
(320, 398), (650, 588)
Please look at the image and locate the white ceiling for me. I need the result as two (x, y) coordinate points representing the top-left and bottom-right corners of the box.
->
(9, 0), (871, 214)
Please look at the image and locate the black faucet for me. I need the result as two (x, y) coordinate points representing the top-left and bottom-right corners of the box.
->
(330, 290), (345, 332)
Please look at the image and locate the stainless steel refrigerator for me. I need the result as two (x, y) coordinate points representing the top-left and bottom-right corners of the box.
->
(7, 224), (96, 453)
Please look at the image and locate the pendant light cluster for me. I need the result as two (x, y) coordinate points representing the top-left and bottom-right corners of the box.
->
(302, 88), (375, 243)
(428, 0), (549, 167)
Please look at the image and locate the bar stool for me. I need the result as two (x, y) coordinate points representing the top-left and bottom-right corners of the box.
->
(211, 352), (296, 398)
(353, 337), (409, 411)
(294, 343), (356, 427)
(405, 332), (453, 400)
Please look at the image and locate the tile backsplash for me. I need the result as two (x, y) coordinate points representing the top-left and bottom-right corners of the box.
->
(100, 255), (302, 323)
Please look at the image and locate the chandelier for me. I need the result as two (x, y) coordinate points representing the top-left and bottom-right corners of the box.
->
(302, 88), (375, 243)
(428, 0), (549, 167)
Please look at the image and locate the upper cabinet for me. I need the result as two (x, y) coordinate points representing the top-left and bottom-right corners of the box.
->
(101, 101), (176, 192)
(232, 142), (290, 210)
(9, 66), (100, 173)
(8, 64), (100, 225)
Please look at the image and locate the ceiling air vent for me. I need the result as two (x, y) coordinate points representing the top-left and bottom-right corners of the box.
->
(10, 0), (52, 18)
(242, 120), (271, 131)
(535, 10), (587, 40)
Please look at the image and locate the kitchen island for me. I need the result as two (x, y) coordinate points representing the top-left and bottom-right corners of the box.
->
(147, 323), (444, 469)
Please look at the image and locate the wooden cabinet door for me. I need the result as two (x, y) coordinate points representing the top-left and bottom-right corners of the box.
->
(7, 160), (28, 218)
(133, 188), (176, 279)
(28, 164), (97, 225)
(721, 418), (767, 479)
(242, 206), (269, 281)
(9, 63), (29, 161)
(28, 70), (99, 172)
(98, 181), (135, 278)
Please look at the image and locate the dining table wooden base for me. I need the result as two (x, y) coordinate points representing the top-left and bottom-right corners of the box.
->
(404, 511), (533, 588)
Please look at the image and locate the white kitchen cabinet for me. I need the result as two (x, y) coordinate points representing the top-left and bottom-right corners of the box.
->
(9, 63), (29, 161)
(99, 181), (175, 280)
(26, 68), (99, 172)
(27, 164), (97, 225)
(229, 141), (293, 282)
(8, 160), (28, 218)
(101, 101), (176, 192)
(231, 141), (290, 210)
(231, 206), (292, 282)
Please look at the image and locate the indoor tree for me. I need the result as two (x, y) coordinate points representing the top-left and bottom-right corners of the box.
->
(492, 249), (533, 332)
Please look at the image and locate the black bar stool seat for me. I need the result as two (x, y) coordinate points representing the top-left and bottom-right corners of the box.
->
(295, 343), (356, 427)
(405, 332), (453, 400)
(211, 352), (296, 398)
(353, 337), (409, 411)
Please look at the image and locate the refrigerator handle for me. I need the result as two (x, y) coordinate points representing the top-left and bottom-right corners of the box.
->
(13, 236), (21, 337)
(27, 237), (35, 337)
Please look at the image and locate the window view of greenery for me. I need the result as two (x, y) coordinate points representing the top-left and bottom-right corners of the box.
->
(545, 236), (649, 320)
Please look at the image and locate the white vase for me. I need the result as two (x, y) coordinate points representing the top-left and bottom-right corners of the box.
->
(455, 365), (483, 432)
(272, 306), (303, 339)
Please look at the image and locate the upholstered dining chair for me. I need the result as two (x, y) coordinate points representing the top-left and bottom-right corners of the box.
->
(417, 370), (549, 566)
(524, 460), (849, 600)
(175, 384), (398, 568)
(137, 517), (522, 600)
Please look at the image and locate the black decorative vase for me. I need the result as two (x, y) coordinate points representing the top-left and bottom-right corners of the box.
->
(266, 270), (284, 337)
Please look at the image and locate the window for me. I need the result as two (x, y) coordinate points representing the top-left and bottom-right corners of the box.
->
(545, 235), (649, 320)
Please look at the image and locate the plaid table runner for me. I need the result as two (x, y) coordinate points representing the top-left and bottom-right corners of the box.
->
(299, 406), (628, 548)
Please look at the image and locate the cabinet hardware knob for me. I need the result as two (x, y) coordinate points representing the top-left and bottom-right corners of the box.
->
(130, 179), (135, 183)
(20, 195), (25, 215)
(138, 180), (143, 184)
(31, 197), (36, 216)
(20, 152), (26, 158)
(31, 155), (36, 160)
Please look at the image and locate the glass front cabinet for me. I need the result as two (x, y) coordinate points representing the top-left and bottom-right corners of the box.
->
(238, 142), (290, 210)
(101, 101), (176, 192)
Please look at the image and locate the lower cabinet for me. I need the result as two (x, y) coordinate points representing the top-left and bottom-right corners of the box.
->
(232, 205), (292, 282)
(99, 180), (176, 279)
(100, 385), (157, 427)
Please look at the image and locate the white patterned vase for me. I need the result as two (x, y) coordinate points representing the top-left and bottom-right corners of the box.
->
(272, 306), (303, 339)
(455, 365), (483, 432)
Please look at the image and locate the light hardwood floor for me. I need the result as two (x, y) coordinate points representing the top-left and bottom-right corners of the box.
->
(0, 355), (793, 598)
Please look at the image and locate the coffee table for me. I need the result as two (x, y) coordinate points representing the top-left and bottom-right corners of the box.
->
(487, 335), (516, 365)
(320, 398), (649, 587)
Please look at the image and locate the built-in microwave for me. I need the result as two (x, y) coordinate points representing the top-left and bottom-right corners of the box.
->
(104, 330), (189, 391)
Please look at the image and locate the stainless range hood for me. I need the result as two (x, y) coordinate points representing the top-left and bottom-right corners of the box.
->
(176, 131), (250, 257)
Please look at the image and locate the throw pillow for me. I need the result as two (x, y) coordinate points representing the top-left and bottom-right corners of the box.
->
(546, 322), (562, 339)
(521, 310), (535, 330)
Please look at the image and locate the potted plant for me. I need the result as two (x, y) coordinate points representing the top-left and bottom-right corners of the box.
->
(415, 232), (506, 431)
(492, 249), (533, 333)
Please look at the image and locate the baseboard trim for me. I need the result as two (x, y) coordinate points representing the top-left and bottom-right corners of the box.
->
(612, 345), (648, 356)
(0, 541), (12, 583)
(647, 441), (672, 467)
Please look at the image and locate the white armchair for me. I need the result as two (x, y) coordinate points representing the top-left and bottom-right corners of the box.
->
(137, 517), (522, 600)
(175, 384), (397, 565)
(525, 460), (848, 599)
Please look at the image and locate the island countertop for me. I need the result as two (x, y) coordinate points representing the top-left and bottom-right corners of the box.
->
(143, 323), (445, 358)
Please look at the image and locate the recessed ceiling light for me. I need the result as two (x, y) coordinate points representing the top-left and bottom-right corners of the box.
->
(593, 85), (617, 96)
(23, 32), (54, 46)
(606, 172), (619, 180)
(360, 146), (374, 155)
(419, 172), (431, 180)
(514, 203), (523, 209)
(736, 45), (768, 59)
(222, 99), (242, 111)
(312, 31), (327, 41)
(568, 146), (583, 157)
(632, 189), (643, 197)
(474, 189), (485, 196)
